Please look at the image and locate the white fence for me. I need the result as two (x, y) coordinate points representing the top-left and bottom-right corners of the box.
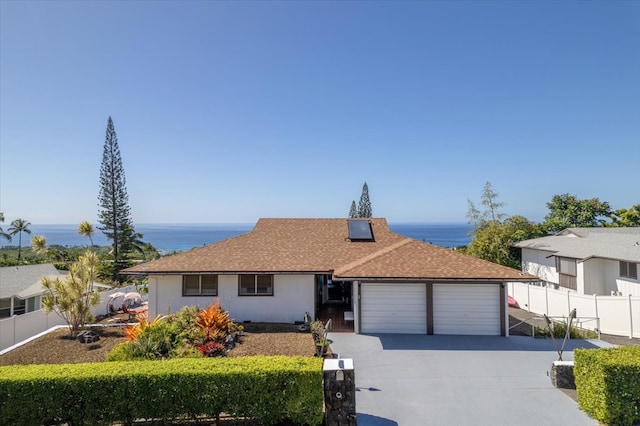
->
(508, 282), (640, 339)
(0, 285), (137, 353)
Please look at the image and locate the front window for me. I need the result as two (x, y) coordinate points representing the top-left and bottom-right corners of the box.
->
(620, 261), (638, 280)
(26, 296), (41, 312)
(182, 275), (218, 296)
(239, 274), (274, 296)
(557, 257), (576, 276)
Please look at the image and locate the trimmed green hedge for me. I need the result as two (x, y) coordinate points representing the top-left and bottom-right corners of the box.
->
(0, 356), (323, 425)
(574, 346), (640, 426)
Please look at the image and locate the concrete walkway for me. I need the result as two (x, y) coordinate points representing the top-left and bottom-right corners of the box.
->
(327, 333), (612, 426)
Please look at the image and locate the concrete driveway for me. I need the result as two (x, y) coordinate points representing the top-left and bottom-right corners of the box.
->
(327, 333), (612, 426)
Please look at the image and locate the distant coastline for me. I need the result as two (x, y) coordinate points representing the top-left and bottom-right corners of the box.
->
(1, 222), (473, 253)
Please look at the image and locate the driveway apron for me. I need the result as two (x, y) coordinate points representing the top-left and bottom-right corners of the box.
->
(327, 333), (611, 426)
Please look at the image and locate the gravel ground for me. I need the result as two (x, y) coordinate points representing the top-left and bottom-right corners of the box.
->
(0, 322), (318, 366)
(3, 309), (634, 367)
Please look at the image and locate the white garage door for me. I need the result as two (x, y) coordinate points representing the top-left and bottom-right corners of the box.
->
(433, 284), (501, 335)
(361, 283), (427, 334)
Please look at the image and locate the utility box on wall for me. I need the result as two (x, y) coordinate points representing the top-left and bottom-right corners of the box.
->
(323, 358), (357, 425)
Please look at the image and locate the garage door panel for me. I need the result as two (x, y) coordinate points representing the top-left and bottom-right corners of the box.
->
(433, 284), (501, 336)
(361, 283), (426, 334)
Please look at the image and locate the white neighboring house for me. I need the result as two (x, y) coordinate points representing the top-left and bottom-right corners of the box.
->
(514, 227), (640, 296)
(0, 264), (63, 318)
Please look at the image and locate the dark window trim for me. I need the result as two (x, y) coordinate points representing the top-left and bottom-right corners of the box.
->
(238, 274), (274, 296)
(182, 274), (219, 297)
(556, 257), (577, 277)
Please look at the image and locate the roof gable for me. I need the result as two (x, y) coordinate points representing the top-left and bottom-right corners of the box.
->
(335, 239), (529, 280)
(514, 227), (640, 262)
(0, 264), (61, 299)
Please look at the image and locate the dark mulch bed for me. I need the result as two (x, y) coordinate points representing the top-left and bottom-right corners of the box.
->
(0, 322), (318, 366)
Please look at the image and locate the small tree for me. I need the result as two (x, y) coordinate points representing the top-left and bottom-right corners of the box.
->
(348, 201), (357, 218)
(42, 251), (101, 334)
(31, 235), (47, 255)
(466, 200), (482, 233)
(465, 215), (545, 268)
(466, 182), (507, 229)
(357, 182), (372, 218)
(78, 220), (95, 247)
(480, 181), (507, 223)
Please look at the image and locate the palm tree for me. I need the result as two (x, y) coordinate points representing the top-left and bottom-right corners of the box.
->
(8, 219), (32, 261)
(0, 211), (10, 243)
(78, 221), (95, 247)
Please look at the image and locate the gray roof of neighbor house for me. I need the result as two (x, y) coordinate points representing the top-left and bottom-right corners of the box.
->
(0, 264), (62, 299)
(124, 218), (534, 281)
(513, 227), (640, 263)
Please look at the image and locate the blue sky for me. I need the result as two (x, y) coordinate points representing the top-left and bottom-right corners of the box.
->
(1, 1), (639, 225)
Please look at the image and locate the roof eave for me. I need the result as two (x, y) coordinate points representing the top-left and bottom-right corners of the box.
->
(333, 276), (538, 282)
(122, 270), (332, 276)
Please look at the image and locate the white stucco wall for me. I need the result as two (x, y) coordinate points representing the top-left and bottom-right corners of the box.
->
(352, 281), (359, 333)
(582, 258), (609, 295)
(147, 274), (315, 323)
(521, 248), (558, 284)
(521, 251), (640, 297)
(573, 258), (639, 296)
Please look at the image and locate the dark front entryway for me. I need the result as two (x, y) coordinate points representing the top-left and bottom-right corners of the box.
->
(318, 300), (354, 332)
(316, 275), (354, 332)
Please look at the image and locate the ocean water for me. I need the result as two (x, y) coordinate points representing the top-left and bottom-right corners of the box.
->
(4, 222), (472, 253)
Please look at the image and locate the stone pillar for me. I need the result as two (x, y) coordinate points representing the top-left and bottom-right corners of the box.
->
(323, 358), (357, 426)
(550, 360), (575, 389)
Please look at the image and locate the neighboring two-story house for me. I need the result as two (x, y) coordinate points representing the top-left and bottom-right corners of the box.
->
(514, 227), (640, 296)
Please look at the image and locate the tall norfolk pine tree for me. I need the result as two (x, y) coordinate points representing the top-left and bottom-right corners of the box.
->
(97, 116), (135, 279)
(348, 201), (358, 218)
(347, 182), (373, 218)
(357, 182), (372, 218)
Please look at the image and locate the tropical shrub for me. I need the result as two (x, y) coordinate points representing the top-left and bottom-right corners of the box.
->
(196, 300), (233, 342)
(108, 316), (178, 361)
(535, 321), (598, 339)
(310, 320), (327, 344)
(107, 302), (240, 361)
(41, 251), (101, 334)
(167, 304), (203, 344)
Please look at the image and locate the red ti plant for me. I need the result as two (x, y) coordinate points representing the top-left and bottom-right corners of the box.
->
(197, 340), (225, 357)
(195, 301), (236, 356)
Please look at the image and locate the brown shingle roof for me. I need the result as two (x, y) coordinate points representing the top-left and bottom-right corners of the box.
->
(124, 218), (532, 281)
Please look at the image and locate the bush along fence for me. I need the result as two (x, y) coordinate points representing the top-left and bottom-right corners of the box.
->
(0, 356), (324, 425)
(508, 281), (640, 338)
(574, 346), (640, 426)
